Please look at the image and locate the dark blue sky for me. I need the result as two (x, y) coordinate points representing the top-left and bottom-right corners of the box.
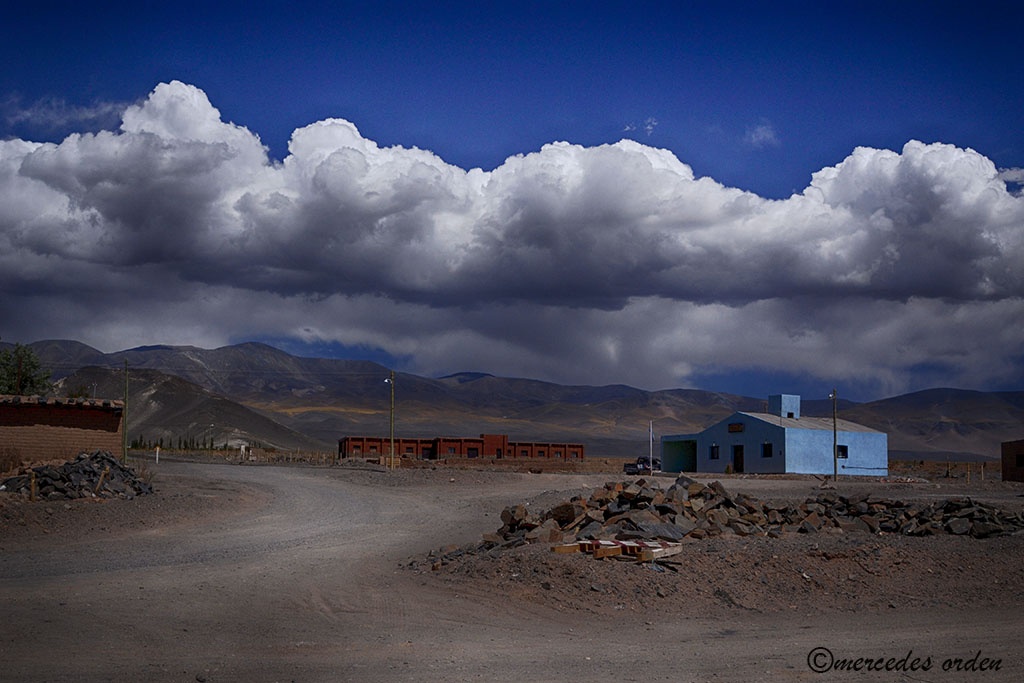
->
(3, 1), (1022, 198)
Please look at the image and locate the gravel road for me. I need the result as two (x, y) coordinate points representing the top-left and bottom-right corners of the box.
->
(2, 459), (1022, 682)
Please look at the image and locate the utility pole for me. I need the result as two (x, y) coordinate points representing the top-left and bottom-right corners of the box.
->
(123, 359), (129, 463)
(385, 371), (395, 471)
(829, 388), (838, 482)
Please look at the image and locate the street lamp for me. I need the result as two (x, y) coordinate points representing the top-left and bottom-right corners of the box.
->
(384, 371), (395, 471)
(829, 388), (838, 482)
(649, 420), (655, 472)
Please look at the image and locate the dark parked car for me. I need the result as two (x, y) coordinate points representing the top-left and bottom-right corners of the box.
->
(623, 456), (660, 475)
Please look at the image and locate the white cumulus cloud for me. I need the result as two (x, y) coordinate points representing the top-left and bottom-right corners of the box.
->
(2, 81), (1022, 396)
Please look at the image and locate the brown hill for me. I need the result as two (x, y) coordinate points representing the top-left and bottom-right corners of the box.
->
(841, 388), (1024, 461)
(26, 340), (1024, 459)
(52, 365), (323, 452)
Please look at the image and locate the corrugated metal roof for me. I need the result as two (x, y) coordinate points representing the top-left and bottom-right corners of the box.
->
(738, 411), (882, 433)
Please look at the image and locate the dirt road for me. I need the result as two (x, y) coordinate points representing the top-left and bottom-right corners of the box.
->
(2, 460), (1021, 682)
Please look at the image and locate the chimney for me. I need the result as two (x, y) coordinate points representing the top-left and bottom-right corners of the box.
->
(768, 394), (800, 419)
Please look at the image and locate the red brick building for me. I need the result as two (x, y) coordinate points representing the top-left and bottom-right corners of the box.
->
(1002, 439), (1024, 482)
(338, 433), (584, 460)
(0, 395), (125, 465)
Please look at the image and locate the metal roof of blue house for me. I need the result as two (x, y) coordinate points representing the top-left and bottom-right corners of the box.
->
(736, 411), (883, 433)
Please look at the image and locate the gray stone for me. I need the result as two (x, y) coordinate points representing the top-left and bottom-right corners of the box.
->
(729, 520), (759, 536)
(946, 517), (972, 535)
(970, 521), (1005, 538)
(636, 521), (690, 541)
(798, 520), (818, 534)
(859, 515), (881, 532)
(705, 508), (730, 526)
(547, 502), (584, 526)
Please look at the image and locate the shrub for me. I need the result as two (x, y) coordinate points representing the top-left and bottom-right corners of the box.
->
(0, 446), (22, 476)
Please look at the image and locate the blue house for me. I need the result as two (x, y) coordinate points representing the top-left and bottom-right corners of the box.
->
(660, 394), (888, 477)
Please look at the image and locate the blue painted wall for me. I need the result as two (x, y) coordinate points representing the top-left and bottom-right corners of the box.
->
(689, 413), (787, 474)
(784, 427), (888, 476)
(662, 411), (888, 477)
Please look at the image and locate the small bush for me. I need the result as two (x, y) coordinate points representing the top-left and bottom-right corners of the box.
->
(0, 446), (22, 475)
(127, 456), (157, 487)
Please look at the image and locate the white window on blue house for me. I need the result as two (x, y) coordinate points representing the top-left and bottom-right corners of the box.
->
(761, 442), (773, 458)
(709, 444), (720, 460)
(837, 444), (849, 459)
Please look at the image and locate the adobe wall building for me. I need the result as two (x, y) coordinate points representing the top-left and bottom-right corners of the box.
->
(339, 433), (584, 460)
(0, 395), (125, 466)
(1002, 439), (1024, 482)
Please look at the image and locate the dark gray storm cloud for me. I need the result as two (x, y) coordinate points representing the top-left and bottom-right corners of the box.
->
(2, 82), (1022, 395)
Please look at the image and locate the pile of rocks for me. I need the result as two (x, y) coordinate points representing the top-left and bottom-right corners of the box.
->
(0, 450), (153, 501)
(487, 475), (1024, 550)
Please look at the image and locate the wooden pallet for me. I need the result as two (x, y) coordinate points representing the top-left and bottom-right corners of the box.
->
(551, 539), (684, 562)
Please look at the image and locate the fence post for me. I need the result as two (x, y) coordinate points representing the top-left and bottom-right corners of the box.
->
(94, 466), (109, 494)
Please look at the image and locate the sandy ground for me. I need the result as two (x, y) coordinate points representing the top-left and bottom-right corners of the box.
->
(2, 458), (1023, 682)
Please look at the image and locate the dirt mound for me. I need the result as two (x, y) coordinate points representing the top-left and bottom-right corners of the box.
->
(407, 474), (1024, 617)
(416, 530), (1024, 617)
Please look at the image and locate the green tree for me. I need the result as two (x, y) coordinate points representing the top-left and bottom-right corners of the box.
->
(0, 343), (52, 395)
(65, 383), (92, 398)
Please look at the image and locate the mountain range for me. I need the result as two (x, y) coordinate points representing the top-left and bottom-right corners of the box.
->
(9, 340), (1023, 461)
